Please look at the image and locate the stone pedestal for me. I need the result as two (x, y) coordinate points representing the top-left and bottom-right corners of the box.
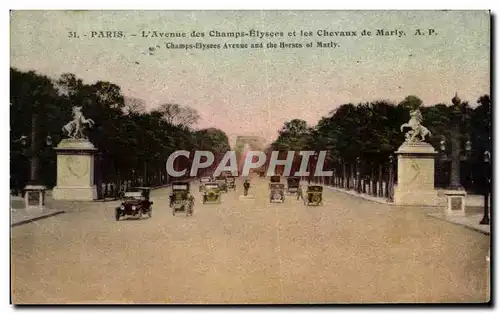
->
(52, 139), (97, 201)
(24, 185), (47, 209)
(393, 142), (438, 206)
(444, 190), (467, 216)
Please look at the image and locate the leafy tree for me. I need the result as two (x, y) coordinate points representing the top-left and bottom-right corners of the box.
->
(10, 68), (65, 188)
(10, 68), (223, 190)
(398, 95), (423, 110)
(470, 94), (492, 157)
(271, 119), (311, 151)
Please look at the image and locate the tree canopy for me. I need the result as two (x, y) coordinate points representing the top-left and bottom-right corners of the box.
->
(10, 67), (230, 188)
(269, 95), (492, 169)
(10, 66), (490, 192)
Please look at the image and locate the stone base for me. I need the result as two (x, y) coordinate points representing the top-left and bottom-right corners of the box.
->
(53, 139), (98, 201)
(52, 186), (97, 201)
(444, 190), (467, 216)
(24, 185), (47, 209)
(393, 187), (438, 206)
(56, 138), (97, 150)
(394, 142), (438, 207)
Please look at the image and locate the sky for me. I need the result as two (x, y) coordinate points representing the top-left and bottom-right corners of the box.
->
(10, 10), (490, 145)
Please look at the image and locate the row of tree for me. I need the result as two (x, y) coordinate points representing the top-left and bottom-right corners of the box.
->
(10, 67), (492, 191)
(268, 94), (492, 189)
(10, 68), (231, 189)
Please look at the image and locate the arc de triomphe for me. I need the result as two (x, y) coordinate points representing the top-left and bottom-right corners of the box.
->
(233, 136), (267, 174)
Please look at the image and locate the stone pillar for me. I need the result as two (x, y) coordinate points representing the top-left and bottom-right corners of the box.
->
(52, 139), (98, 201)
(393, 142), (438, 206)
(24, 185), (47, 209)
(444, 190), (467, 216)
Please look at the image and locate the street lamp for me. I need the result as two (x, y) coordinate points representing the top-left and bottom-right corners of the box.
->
(440, 135), (446, 154)
(12, 136), (29, 195)
(338, 157), (343, 188)
(14, 134), (54, 183)
(446, 93), (468, 190)
(45, 135), (53, 147)
(464, 139), (472, 153)
(14, 135), (29, 147)
(388, 155), (394, 201)
(439, 134), (472, 187)
(14, 133), (54, 208)
(480, 150), (491, 225)
(356, 156), (361, 193)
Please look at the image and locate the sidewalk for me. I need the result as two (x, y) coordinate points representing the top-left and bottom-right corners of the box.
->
(316, 183), (489, 208)
(318, 183), (393, 205)
(427, 213), (490, 235)
(10, 184), (173, 226)
(315, 183), (491, 235)
(11, 206), (65, 227)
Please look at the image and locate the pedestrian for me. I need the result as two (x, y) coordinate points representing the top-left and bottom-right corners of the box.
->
(297, 185), (303, 201)
(169, 192), (174, 207)
(243, 180), (250, 196)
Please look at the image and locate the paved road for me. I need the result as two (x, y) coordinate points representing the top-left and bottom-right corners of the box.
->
(11, 177), (490, 304)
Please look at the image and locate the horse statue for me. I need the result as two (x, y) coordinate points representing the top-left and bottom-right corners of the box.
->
(62, 106), (95, 139)
(400, 109), (431, 143)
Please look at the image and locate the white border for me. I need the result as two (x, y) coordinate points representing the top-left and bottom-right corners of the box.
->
(2, 0), (498, 9)
(2, 1), (498, 313)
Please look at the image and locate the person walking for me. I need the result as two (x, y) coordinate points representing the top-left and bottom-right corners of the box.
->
(243, 180), (250, 196)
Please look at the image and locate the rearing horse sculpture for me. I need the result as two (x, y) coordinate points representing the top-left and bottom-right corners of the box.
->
(62, 106), (95, 139)
(400, 109), (431, 143)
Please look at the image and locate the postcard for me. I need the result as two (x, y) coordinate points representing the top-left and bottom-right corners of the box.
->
(10, 10), (491, 304)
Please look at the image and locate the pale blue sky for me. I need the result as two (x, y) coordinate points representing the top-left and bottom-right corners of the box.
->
(10, 10), (490, 144)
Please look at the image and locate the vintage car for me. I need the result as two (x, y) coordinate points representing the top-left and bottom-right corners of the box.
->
(115, 187), (153, 220)
(202, 182), (222, 204)
(286, 176), (301, 194)
(225, 176), (236, 191)
(220, 171), (233, 178)
(199, 176), (212, 192)
(170, 182), (194, 216)
(304, 185), (323, 206)
(269, 183), (285, 203)
(270, 175), (281, 183)
(215, 176), (228, 193)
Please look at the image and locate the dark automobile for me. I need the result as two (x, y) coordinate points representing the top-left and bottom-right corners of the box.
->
(225, 176), (236, 191)
(270, 175), (281, 183)
(305, 185), (323, 206)
(220, 171), (233, 178)
(215, 176), (228, 193)
(170, 181), (195, 216)
(199, 176), (212, 192)
(286, 176), (300, 194)
(269, 183), (285, 203)
(115, 187), (153, 220)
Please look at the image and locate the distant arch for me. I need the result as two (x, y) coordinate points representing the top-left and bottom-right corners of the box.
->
(233, 136), (266, 175)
